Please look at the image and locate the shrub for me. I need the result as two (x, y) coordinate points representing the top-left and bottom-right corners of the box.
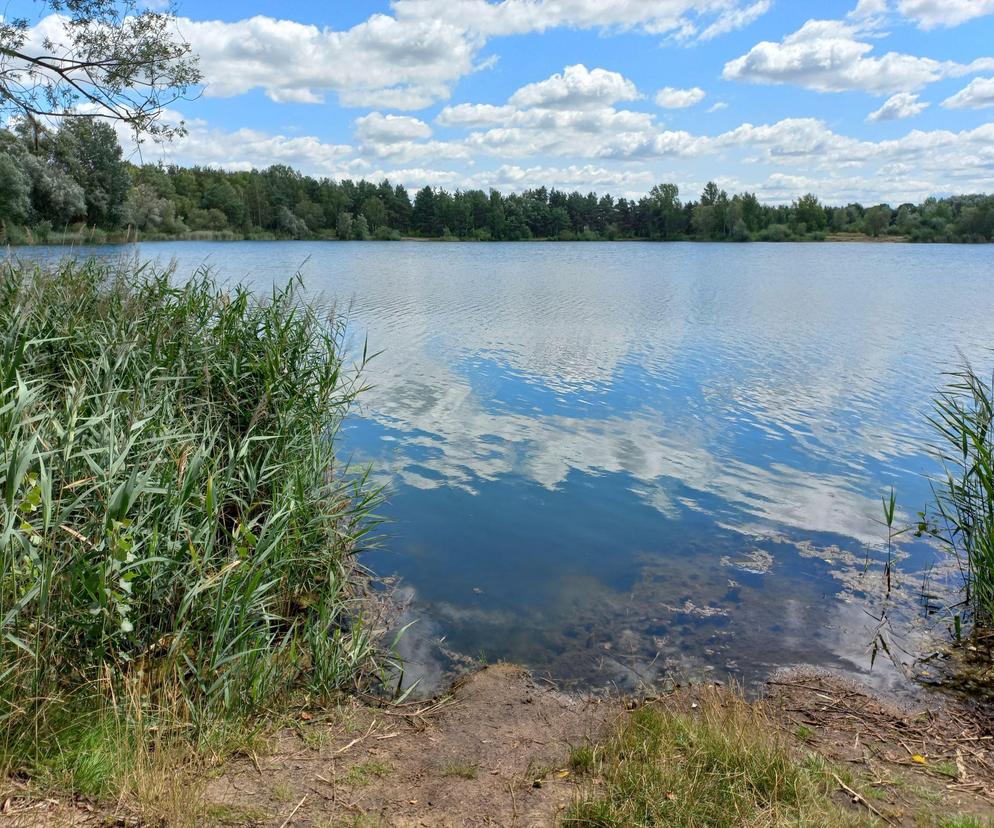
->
(759, 223), (792, 242)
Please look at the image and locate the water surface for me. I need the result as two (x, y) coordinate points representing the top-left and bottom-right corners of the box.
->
(14, 240), (994, 694)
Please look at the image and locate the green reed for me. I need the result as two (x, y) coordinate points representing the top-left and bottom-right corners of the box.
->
(0, 260), (381, 772)
(925, 364), (994, 638)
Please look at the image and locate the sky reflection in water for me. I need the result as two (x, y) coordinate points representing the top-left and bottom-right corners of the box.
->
(16, 240), (994, 695)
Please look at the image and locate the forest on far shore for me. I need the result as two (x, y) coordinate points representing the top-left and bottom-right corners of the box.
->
(2, 119), (993, 246)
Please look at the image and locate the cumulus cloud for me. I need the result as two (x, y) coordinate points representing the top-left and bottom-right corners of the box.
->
(723, 18), (994, 94)
(943, 77), (994, 110)
(118, 103), (994, 206)
(125, 119), (360, 177)
(436, 103), (517, 127)
(391, 0), (772, 39)
(437, 67), (661, 160)
(351, 113), (474, 163)
(897, 0), (994, 29)
(655, 86), (707, 108)
(866, 92), (929, 121)
(508, 65), (640, 110)
(146, 4), (772, 114)
(178, 13), (482, 109)
(355, 113), (433, 143)
(463, 107), (664, 160)
(849, 0), (889, 18)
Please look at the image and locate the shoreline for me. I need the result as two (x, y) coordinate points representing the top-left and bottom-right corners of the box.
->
(7, 232), (994, 249)
(8, 663), (993, 826)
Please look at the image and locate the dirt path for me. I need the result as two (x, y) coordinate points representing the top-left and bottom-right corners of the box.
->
(205, 665), (615, 827)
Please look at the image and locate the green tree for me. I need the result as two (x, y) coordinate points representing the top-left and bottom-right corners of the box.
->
(53, 120), (130, 226)
(353, 214), (370, 240)
(647, 183), (683, 239)
(863, 205), (892, 237)
(0, 152), (30, 224)
(122, 183), (182, 232)
(793, 194), (827, 232)
(0, 0), (200, 138)
(412, 186), (436, 236)
(361, 196), (388, 231)
(700, 181), (721, 206)
(203, 181), (247, 227)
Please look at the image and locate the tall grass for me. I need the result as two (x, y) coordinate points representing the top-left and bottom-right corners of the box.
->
(925, 365), (994, 639)
(0, 260), (380, 796)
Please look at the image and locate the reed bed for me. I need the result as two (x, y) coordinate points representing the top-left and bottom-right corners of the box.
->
(0, 260), (380, 796)
(926, 365), (994, 639)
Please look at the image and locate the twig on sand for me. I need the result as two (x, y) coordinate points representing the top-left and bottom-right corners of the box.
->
(278, 794), (307, 828)
(833, 774), (892, 824)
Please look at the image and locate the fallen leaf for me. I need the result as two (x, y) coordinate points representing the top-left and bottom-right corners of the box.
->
(665, 792), (678, 801)
(556, 770), (570, 779)
(912, 755), (927, 765)
(409, 799), (418, 805)
(300, 712), (312, 721)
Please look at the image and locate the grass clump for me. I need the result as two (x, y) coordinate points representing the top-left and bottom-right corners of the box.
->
(0, 260), (380, 803)
(563, 687), (873, 828)
(440, 761), (478, 779)
(344, 759), (391, 786)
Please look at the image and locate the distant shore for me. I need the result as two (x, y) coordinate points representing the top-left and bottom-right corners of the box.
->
(8, 230), (994, 248)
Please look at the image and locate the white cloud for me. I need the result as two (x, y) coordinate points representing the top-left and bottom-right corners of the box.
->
(391, 0), (773, 39)
(436, 103), (517, 127)
(943, 77), (994, 110)
(866, 92), (929, 121)
(129, 121), (360, 177)
(897, 0), (994, 29)
(463, 107), (665, 160)
(508, 65), (640, 110)
(723, 18), (994, 93)
(121, 104), (994, 206)
(355, 112), (433, 143)
(165, 4), (771, 114)
(655, 86), (707, 108)
(698, 0), (771, 41)
(708, 101), (729, 112)
(352, 114), (474, 164)
(849, 0), (889, 19)
(180, 13), (483, 109)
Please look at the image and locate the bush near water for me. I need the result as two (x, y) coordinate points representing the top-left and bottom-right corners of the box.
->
(0, 261), (380, 789)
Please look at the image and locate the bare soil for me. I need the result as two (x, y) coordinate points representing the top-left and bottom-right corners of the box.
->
(202, 665), (613, 828)
(6, 665), (994, 827)
(765, 669), (994, 825)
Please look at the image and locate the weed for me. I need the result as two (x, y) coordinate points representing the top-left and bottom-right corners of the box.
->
(440, 762), (478, 780)
(344, 759), (391, 786)
(569, 745), (597, 774)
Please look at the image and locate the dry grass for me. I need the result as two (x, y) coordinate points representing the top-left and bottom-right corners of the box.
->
(564, 686), (874, 828)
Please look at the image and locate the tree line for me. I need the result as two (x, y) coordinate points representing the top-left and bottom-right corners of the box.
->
(1, 121), (992, 245)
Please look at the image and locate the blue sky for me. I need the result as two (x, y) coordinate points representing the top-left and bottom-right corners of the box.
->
(30, 0), (994, 203)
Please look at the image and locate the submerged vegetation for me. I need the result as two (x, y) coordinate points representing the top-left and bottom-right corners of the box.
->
(1, 122), (993, 245)
(0, 261), (380, 798)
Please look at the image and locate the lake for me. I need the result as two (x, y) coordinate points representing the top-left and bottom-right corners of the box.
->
(12, 240), (994, 695)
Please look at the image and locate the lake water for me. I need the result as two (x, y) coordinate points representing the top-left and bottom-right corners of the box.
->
(12, 240), (994, 695)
